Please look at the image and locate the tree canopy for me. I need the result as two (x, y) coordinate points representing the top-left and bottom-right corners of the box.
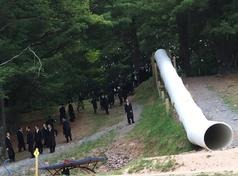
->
(0, 0), (238, 112)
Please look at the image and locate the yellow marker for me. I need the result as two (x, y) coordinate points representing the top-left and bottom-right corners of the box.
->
(34, 148), (40, 176)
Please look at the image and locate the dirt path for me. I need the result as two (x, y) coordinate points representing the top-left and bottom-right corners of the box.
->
(0, 103), (142, 176)
(127, 147), (238, 176)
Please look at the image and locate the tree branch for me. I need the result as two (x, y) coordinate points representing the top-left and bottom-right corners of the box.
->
(28, 47), (42, 77)
(0, 46), (30, 66)
(0, 45), (43, 77)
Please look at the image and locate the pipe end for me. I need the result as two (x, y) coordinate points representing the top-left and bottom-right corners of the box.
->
(204, 123), (233, 150)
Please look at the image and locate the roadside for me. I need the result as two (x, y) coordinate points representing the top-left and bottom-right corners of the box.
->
(0, 101), (142, 176)
(112, 75), (238, 176)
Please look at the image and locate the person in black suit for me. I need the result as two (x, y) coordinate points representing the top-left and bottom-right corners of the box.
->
(91, 97), (97, 114)
(26, 126), (34, 158)
(62, 118), (72, 143)
(47, 124), (56, 153)
(34, 125), (43, 154)
(5, 132), (15, 162)
(16, 127), (26, 152)
(124, 99), (135, 125)
(41, 123), (49, 148)
(46, 116), (57, 136)
(101, 95), (109, 115)
(68, 101), (75, 122)
(59, 104), (66, 124)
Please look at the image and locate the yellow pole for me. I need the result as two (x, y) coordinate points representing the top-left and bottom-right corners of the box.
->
(34, 148), (40, 176)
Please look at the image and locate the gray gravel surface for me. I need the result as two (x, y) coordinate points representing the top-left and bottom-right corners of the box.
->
(184, 77), (238, 147)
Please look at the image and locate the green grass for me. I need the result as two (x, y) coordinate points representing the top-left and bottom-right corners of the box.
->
(129, 79), (193, 157)
(129, 98), (193, 156)
(45, 130), (116, 164)
(207, 84), (238, 113)
(127, 156), (178, 174)
(134, 77), (158, 104)
(102, 78), (193, 174)
(40, 78), (193, 175)
(82, 100), (125, 134)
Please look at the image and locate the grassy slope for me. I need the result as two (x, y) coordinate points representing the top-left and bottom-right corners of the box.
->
(37, 78), (192, 175)
(130, 78), (193, 157)
(106, 78), (193, 175)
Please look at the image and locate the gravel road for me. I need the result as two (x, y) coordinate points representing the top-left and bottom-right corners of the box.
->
(184, 77), (238, 147)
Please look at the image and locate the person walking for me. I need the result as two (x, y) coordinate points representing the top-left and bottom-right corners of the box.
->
(47, 124), (56, 153)
(91, 97), (98, 114)
(5, 132), (15, 162)
(101, 95), (109, 114)
(118, 86), (123, 106)
(62, 118), (72, 143)
(68, 101), (75, 122)
(124, 99), (135, 125)
(59, 104), (66, 124)
(16, 127), (26, 152)
(34, 125), (43, 154)
(26, 126), (34, 158)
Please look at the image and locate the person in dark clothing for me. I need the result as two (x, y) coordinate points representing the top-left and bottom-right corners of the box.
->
(47, 124), (56, 153)
(101, 95), (109, 114)
(91, 97), (98, 114)
(5, 132), (15, 162)
(108, 91), (115, 108)
(62, 118), (72, 143)
(59, 104), (66, 124)
(16, 127), (26, 152)
(26, 126), (34, 158)
(41, 123), (49, 148)
(34, 125), (43, 154)
(99, 94), (104, 110)
(46, 116), (57, 136)
(122, 84), (128, 102)
(132, 71), (139, 88)
(124, 99), (135, 125)
(68, 101), (75, 122)
(118, 86), (123, 106)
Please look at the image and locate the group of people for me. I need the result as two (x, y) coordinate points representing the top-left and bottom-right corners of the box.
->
(90, 63), (151, 116)
(5, 63), (151, 162)
(59, 101), (76, 123)
(5, 115), (72, 162)
(5, 123), (55, 162)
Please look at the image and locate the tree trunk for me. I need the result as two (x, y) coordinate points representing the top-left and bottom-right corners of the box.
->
(130, 17), (142, 66)
(0, 86), (6, 162)
(214, 37), (234, 74)
(176, 11), (191, 76)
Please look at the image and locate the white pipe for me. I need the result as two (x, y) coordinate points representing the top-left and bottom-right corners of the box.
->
(154, 49), (233, 150)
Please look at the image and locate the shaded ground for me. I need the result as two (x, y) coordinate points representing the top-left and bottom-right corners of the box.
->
(0, 99), (142, 176)
(9, 100), (125, 161)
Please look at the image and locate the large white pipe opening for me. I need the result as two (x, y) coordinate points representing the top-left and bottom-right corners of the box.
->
(154, 49), (233, 150)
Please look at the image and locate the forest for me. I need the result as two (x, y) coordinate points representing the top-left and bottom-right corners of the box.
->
(0, 0), (238, 123)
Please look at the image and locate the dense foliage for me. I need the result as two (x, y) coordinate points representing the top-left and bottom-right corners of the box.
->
(1, 0), (238, 112)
